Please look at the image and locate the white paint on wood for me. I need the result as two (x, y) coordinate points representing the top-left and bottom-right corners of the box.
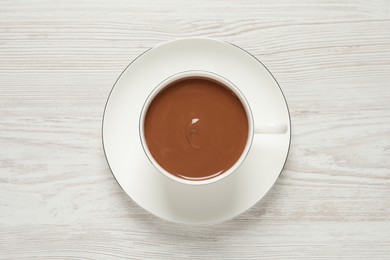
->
(0, 0), (389, 259)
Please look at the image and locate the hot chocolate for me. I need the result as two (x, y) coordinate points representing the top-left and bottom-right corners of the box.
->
(144, 77), (249, 181)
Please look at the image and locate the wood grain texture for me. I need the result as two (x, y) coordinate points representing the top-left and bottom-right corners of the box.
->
(1, 0), (390, 259)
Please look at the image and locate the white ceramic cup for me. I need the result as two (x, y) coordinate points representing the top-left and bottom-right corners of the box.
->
(139, 70), (287, 185)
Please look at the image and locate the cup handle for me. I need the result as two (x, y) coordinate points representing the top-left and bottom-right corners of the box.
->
(254, 123), (288, 134)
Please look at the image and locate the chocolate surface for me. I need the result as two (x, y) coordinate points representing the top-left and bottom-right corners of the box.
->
(144, 77), (248, 181)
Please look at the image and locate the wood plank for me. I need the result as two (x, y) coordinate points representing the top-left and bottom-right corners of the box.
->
(0, 0), (389, 259)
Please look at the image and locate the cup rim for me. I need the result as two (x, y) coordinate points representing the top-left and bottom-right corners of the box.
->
(139, 70), (254, 186)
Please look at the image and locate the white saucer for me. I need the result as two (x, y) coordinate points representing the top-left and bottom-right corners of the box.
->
(102, 38), (291, 224)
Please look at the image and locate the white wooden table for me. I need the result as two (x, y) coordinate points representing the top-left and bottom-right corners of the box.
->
(1, 1), (389, 259)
